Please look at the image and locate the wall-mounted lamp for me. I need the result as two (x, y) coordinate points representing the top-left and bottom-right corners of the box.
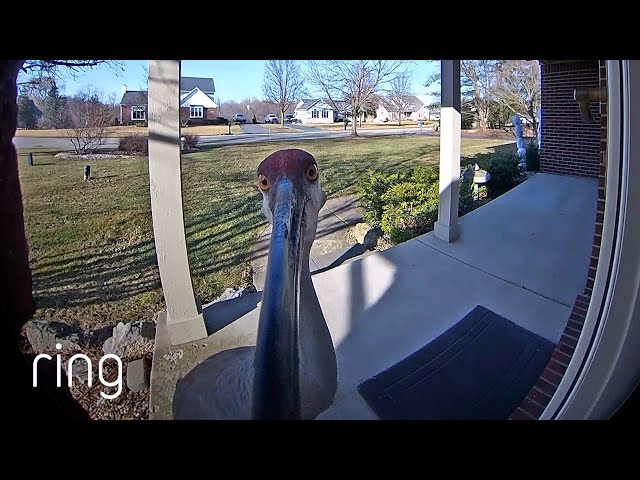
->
(574, 86), (607, 124)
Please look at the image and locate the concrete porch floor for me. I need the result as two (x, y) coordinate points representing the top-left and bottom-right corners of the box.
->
(149, 173), (598, 419)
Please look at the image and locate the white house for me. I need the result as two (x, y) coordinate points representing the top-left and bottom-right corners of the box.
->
(119, 76), (219, 125)
(294, 99), (338, 124)
(375, 95), (429, 122)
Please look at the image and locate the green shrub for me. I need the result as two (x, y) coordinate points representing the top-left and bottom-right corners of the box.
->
(458, 168), (476, 216)
(357, 165), (492, 244)
(357, 170), (405, 228)
(525, 141), (540, 172)
(475, 151), (521, 198)
(380, 179), (439, 243)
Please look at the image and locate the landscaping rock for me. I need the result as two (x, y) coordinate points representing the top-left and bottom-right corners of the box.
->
(24, 319), (82, 353)
(102, 321), (155, 359)
(63, 358), (90, 385)
(126, 358), (150, 392)
(213, 285), (256, 303)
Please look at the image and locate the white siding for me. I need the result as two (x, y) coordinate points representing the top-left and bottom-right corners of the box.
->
(180, 88), (217, 108)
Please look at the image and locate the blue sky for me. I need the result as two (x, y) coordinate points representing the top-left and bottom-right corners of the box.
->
(22, 60), (439, 103)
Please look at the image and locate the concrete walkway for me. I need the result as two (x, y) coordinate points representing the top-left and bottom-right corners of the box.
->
(250, 195), (368, 290)
(149, 173), (598, 419)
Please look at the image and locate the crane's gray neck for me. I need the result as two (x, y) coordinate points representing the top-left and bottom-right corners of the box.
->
(253, 183), (337, 419)
(297, 208), (338, 419)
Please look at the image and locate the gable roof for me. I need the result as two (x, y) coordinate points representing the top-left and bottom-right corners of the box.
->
(380, 95), (424, 112)
(296, 98), (346, 111)
(120, 91), (148, 106)
(120, 77), (215, 105)
(181, 77), (215, 93)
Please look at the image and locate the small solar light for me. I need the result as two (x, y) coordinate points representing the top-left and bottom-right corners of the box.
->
(27, 152), (34, 166)
(84, 164), (91, 181)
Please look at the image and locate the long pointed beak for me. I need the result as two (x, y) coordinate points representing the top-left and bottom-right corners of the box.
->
(252, 178), (307, 420)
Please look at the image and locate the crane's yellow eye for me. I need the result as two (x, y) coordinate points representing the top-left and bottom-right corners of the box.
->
(258, 174), (270, 191)
(306, 164), (318, 182)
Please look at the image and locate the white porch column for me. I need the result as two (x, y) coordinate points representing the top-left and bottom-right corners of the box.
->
(434, 60), (462, 243)
(148, 60), (207, 345)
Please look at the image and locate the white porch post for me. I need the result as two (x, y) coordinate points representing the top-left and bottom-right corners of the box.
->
(434, 60), (462, 243)
(148, 60), (207, 345)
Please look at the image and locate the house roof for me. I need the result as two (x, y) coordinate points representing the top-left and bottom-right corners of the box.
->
(296, 98), (347, 111)
(120, 77), (215, 105)
(181, 77), (215, 93)
(120, 91), (148, 106)
(380, 95), (424, 112)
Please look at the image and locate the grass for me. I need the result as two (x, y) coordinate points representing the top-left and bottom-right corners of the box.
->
(15, 124), (244, 138)
(18, 135), (514, 330)
(258, 124), (302, 133)
(316, 120), (436, 131)
(16, 125), (147, 138)
(182, 124), (243, 135)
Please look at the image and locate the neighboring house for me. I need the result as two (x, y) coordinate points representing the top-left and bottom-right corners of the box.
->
(119, 76), (219, 125)
(294, 99), (338, 124)
(375, 95), (429, 122)
(294, 98), (366, 124)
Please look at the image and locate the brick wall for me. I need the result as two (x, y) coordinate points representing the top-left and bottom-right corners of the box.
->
(510, 61), (608, 420)
(539, 61), (601, 178)
(120, 105), (131, 124)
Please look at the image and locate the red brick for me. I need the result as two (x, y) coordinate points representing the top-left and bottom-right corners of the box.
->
(521, 398), (545, 418)
(560, 334), (578, 348)
(542, 367), (564, 386)
(564, 326), (582, 340)
(567, 319), (584, 331)
(535, 377), (558, 396)
(528, 387), (553, 407)
(552, 349), (573, 366)
(557, 341), (575, 356)
(510, 407), (536, 420)
(570, 312), (586, 323)
(548, 359), (569, 375)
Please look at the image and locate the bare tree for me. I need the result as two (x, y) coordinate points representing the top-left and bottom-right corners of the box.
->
(461, 60), (496, 130)
(65, 87), (112, 154)
(305, 60), (406, 137)
(262, 60), (306, 128)
(140, 62), (149, 90)
(490, 60), (541, 138)
(424, 60), (497, 130)
(386, 72), (414, 126)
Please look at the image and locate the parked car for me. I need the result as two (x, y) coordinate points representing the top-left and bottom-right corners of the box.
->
(233, 113), (247, 124)
(285, 114), (294, 123)
(264, 114), (278, 124)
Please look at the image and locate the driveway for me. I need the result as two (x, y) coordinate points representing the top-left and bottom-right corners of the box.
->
(288, 123), (321, 132)
(239, 123), (271, 134)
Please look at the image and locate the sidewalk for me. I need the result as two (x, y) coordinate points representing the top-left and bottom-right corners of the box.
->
(250, 194), (372, 290)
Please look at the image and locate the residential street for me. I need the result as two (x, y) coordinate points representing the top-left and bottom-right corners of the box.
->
(13, 126), (437, 151)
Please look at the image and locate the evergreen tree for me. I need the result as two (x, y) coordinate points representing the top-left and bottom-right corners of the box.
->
(17, 95), (38, 128)
(41, 81), (68, 128)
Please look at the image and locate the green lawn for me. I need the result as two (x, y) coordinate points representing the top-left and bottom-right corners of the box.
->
(18, 136), (514, 330)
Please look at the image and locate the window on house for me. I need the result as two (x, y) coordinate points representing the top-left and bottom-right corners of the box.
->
(312, 110), (319, 118)
(190, 106), (204, 118)
(131, 107), (146, 121)
(322, 110), (329, 118)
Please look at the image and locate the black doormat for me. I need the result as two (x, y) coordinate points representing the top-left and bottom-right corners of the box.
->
(357, 305), (555, 420)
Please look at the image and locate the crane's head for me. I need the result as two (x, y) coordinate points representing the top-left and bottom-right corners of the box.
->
(256, 148), (327, 248)
(252, 148), (327, 420)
